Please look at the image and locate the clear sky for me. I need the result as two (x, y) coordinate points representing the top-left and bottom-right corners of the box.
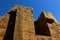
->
(0, 0), (60, 22)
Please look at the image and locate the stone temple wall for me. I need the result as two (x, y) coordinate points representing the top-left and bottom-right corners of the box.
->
(0, 4), (60, 40)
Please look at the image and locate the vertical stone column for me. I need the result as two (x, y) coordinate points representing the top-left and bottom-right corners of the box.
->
(13, 8), (23, 40)
(14, 5), (35, 40)
(21, 8), (35, 40)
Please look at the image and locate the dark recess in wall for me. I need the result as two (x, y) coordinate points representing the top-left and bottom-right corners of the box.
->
(3, 9), (17, 40)
(34, 18), (54, 36)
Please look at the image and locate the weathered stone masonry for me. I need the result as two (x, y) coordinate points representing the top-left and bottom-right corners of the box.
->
(0, 4), (60, 40)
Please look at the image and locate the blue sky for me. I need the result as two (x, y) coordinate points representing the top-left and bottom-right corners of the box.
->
(0, 0), (60, 22)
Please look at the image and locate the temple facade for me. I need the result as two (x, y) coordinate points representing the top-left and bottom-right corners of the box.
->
(0, 4), (60, 40)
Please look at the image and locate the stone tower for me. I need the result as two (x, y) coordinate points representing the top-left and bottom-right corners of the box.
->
(0, 4), (35, 40)
(0, 4), (60, 40)
(34, 11), (60, 40)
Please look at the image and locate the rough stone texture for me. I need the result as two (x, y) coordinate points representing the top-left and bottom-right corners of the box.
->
(13, 5), (35, 40)
(0, 14), (10, 40)
(0, 4), (60, 40)
(35, 11), (60, 40)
